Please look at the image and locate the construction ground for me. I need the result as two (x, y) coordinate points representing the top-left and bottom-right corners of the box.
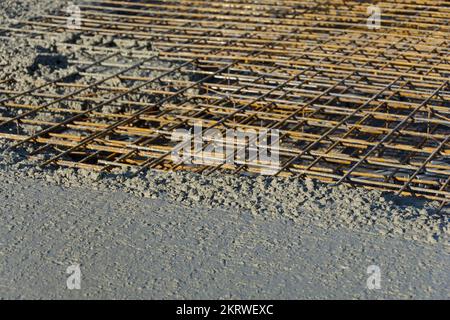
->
(0, 0), (449, 299)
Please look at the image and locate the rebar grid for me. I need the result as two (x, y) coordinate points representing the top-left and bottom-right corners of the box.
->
(0, 0), (449, 206)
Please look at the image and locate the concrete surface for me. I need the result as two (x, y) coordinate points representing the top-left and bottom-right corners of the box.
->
(0, 176), (449, 299)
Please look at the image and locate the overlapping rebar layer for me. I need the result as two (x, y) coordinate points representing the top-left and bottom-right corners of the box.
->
(0, 0), (449, 206)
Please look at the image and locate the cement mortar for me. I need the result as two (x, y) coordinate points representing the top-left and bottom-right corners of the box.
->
(0, 144), (448, 246)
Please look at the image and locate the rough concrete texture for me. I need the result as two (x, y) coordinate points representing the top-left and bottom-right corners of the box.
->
(0, 0), (62, 23)
(0, 0), (449, 299)
(1, 147), (449, 245)
(1, 175), (449, 299)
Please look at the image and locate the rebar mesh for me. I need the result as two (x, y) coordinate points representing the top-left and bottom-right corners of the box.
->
(0, 0), (449, 207)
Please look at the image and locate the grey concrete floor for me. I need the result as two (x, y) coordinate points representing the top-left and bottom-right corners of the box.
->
(0, 177), (449, 299)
